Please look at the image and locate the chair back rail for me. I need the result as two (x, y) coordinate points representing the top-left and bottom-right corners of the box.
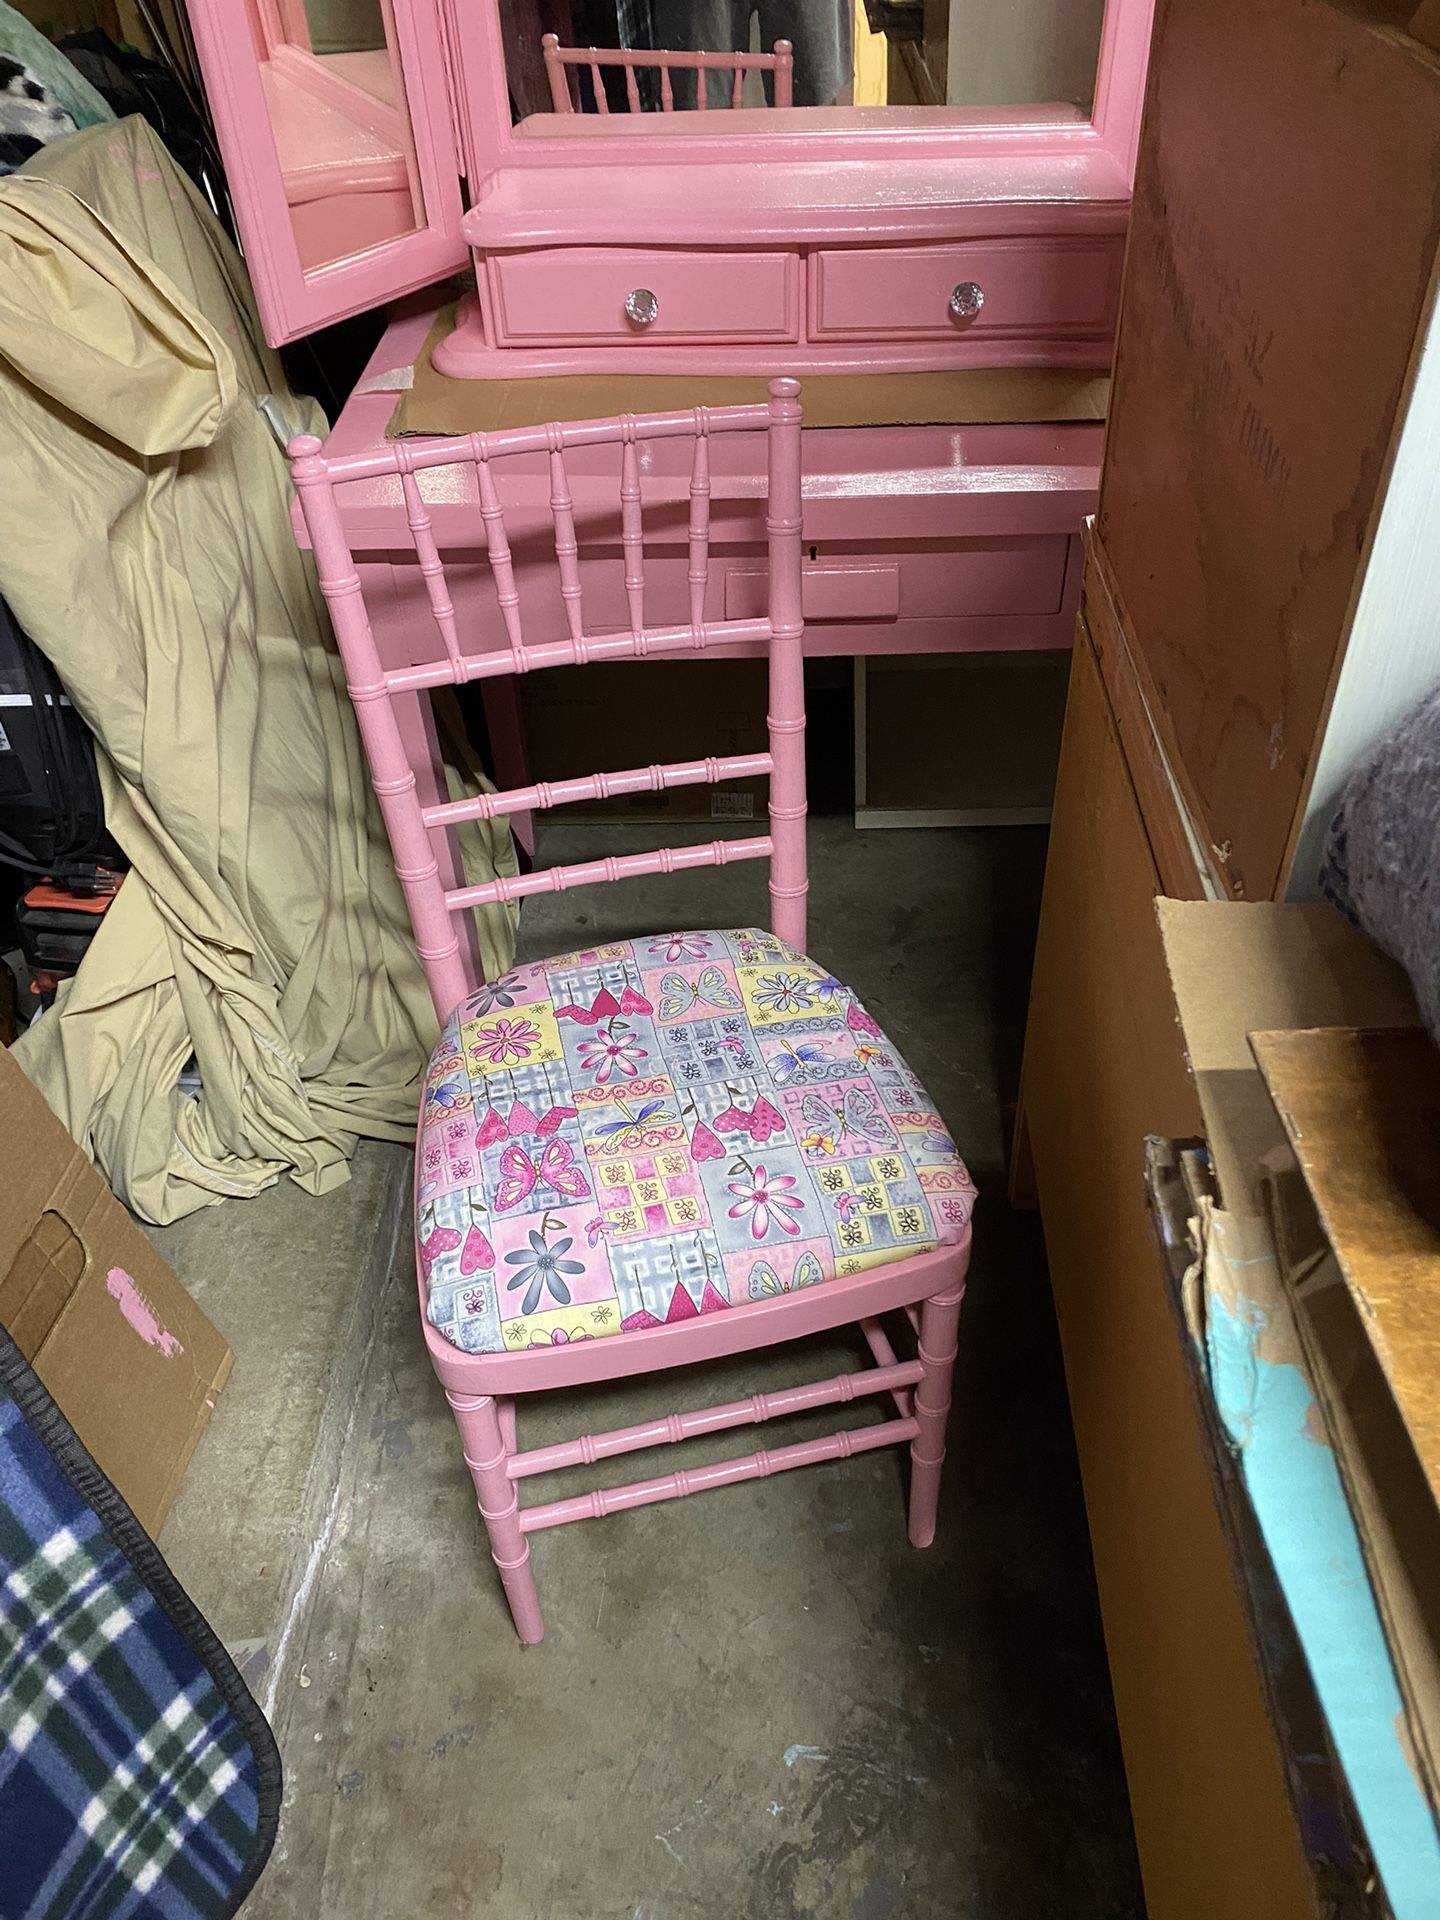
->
(289, 380), (806, 1024)
(541, 33), (794, 112)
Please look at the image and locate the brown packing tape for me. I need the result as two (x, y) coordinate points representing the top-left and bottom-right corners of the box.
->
(388, 305), (1110, 437)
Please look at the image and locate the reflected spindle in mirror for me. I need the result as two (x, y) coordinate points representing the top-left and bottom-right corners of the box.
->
(247, 0), (426, 272)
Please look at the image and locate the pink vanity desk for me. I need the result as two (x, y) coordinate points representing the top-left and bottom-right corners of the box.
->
(313, 292), (1103, 898)
(185, 0), (1153, 937)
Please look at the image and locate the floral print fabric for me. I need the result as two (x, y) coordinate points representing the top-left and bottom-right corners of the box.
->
(418, 929), (976, 1354)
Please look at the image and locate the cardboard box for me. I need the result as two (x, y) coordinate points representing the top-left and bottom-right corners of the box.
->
(0, 1045), (232, 1536)
(854, 651), (1070, 827)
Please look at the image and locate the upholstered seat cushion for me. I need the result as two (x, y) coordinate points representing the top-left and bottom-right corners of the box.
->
(418, 929), (976, 1354)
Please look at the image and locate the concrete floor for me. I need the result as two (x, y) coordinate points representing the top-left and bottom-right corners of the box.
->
(150, 819), (1144, 1920)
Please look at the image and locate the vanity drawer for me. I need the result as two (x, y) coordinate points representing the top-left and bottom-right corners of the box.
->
(489, 248), (801, 347)
(723, 538), (1070, 622)
(808, 238), (1124, 343)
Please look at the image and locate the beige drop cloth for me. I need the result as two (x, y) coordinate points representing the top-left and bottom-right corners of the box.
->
(1, 118), (515, 1223)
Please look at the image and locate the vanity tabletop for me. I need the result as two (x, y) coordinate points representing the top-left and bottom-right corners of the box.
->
(308, 296), (1105, 550)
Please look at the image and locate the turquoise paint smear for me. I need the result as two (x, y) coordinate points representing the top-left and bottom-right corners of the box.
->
(1208, 1287), (1440, 1918)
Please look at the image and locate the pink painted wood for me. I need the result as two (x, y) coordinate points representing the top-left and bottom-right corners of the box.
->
(183, 0), (1152, 350)
(293, 297), (1099, 847)
(291, 380), (810, 1025)
(541, 33), (794, 113)
(289, 380), (972, 1642)
(449, 0), (1155, 183)
(184, 0), (466, 345)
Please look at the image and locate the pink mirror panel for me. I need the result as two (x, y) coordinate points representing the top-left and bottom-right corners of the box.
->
(187, 0), (466, 344)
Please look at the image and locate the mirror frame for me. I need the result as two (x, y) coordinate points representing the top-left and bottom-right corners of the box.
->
(445, 0), (1154, 190)
(188, 0), (468, 344)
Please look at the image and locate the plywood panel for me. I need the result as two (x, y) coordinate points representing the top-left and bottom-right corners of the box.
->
(1098, 0), (1440, 900)
(1019, 630), (1317, 1920)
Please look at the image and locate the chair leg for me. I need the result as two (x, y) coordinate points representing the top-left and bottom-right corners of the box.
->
(447, 1388), (544, 1644)
(908, 1280), (966, 1549)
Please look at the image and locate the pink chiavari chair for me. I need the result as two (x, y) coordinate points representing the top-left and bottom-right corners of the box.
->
(289, 381), (975, 1645)
(541, 31), (794, 112)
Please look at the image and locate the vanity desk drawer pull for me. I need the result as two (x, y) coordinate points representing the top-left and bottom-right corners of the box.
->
(949, 281), (985, 320)
(490, 249), (801, 346)
(624, 287), (660, 327)
(808, 239), (1123, 342)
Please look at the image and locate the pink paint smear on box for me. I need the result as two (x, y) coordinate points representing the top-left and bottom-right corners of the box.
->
(106, 1267), (185, 1359)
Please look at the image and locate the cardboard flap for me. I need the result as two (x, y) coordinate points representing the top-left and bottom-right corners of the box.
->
(389, 305), (1112, 437)
(1155, 899), (1419, 1218)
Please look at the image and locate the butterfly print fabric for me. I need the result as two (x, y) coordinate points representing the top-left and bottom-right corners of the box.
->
(417, 929), (976, 1354)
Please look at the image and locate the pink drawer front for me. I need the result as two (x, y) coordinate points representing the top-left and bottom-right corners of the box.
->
(725, 564), (901, 622)
(808, 238), (1124, 343)
(489, 248), (801, 347)
(725, 539), (1067, 625)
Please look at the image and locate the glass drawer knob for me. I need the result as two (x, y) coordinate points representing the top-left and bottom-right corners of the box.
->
(949, 281), (985, 321)
(625, 287), (660, 327)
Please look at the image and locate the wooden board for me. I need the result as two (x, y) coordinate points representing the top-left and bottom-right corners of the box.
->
(1018, 627), (1317, 1920)
(1250, 1026), (1440, 1509)
(1097, 0), (1440, 901)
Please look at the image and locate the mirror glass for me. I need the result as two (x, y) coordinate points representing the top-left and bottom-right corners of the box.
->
(503, 0), (1107, 121)
(247, 0), (426, 274)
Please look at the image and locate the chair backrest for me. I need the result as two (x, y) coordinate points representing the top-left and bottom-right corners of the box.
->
(289, 380), (807, 1025)
(540, 33), (794, 112)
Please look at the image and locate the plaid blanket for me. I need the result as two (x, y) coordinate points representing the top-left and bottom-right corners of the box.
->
(0, 1328), (279, 1919)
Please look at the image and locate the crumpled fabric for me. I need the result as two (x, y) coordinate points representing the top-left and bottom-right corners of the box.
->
(2, 118), (515, 1222)
(1321, 675), (1440, 1047)
(0, 1), (114, 134)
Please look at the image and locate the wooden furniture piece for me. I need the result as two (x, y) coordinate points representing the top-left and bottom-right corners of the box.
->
(1093, 0), (1440, 903)
(182, 0), (1153, 362)
(301, 295), (1103, 889)
(185, 0), (1150, 826)
(1148, 906), (1440, 1916)
(1018, 2), (1440, 1913)
(1023, 480), (1440, 1920)
(290, 384), (978, 1643)
(1018, 566), (1319, 1920)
